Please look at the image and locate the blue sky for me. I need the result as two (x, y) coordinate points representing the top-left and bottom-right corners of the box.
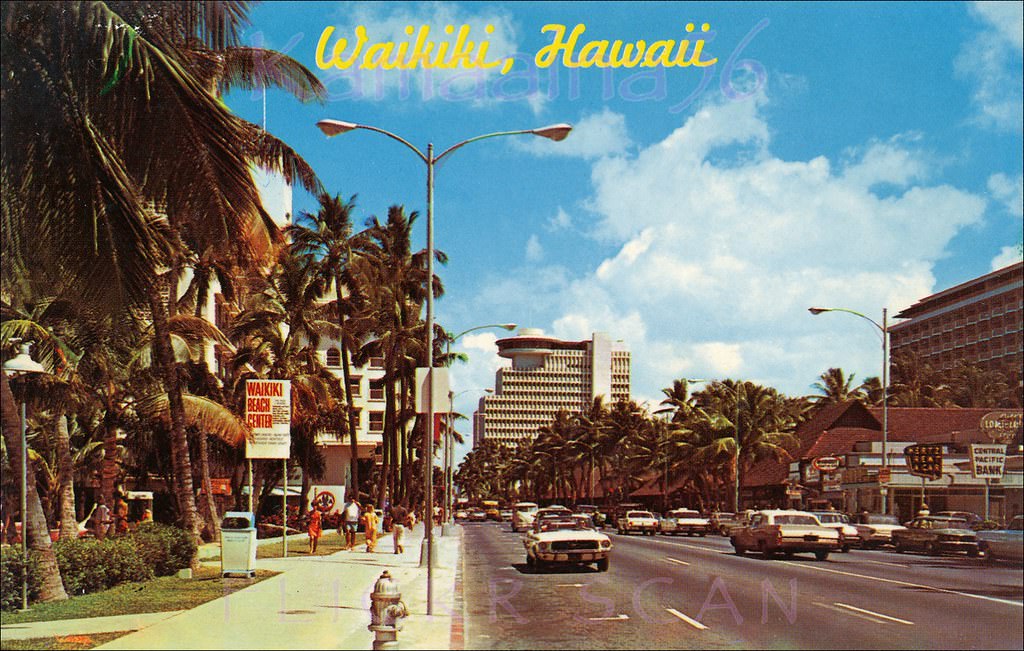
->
(225, 1), (1023, 464)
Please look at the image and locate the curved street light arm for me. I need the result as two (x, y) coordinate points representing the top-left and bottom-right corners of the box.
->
(434, 130), (534, 165)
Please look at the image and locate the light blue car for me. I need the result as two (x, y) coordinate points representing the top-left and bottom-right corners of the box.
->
(977, 515), (1024, 563)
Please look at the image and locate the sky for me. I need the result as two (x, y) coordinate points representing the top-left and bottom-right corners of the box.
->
(224, 1), (1024, 468)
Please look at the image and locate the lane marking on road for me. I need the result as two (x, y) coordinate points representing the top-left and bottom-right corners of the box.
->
(556, 583), (586, 587)
(663, 557), (690, 566)
(666, 608), (708, 630)
(780, 561), (1024, 608)
(813, 601), (893, 626)
(860, 559), (911, 568)
(588, 614), (629, 621)
(830, 602), (914, 625)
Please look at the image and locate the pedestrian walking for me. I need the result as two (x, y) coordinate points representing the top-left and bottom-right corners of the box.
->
(339, 494), (361, 551)
(362, 504), (380, 553)
(391, 504), (408, 554)
(307, 507), (322, 554)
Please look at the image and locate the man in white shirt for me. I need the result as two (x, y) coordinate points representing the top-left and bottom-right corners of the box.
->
(340, 495), (361, 551)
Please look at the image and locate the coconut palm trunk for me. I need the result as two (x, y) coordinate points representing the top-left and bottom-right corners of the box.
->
(148, 283), (202, 562)
(1, 374), (67, 602)
(55, 415), (78, 541)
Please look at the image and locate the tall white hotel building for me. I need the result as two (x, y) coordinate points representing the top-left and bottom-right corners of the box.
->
(473, 328), (631, 447)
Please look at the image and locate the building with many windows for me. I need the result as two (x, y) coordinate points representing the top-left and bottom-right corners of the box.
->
(473, 329), (631, 447)
(889, 261), (1023, 378)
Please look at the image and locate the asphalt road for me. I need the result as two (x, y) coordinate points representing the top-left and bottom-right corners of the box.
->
(461, 521), (1024, 650)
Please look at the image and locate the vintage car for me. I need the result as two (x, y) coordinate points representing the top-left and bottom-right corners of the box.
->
(454, 509), (470, 521)
(730, 509), (841, 560)
(709, 512), (740, 536)
(467, 509), (488, 522)
(810, 511), (861, 552)
(976, 515), (1023, 563)
(660, 509), (711, 536)
(851, 512), (905, 548)
(523, 513), (612, 571)
(617, 510), (660, 535)
(511, 502), (539, 532)
(574, 504), (605, 527)
(500, 509), (513, 522)
(892, 516), (980, 556)
(935, 511), (984, 529)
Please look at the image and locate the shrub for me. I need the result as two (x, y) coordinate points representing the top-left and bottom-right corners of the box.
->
(52, 537), (153, 595)
(1, 547), (40, 612)
(131, 523), (196, 576)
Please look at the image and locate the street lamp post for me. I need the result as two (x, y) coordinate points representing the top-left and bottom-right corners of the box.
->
(809, 306), (890, 514)
(442, 324), (515, 537)
(684, 378), (743, 512)
(4, 341), (48, 612)
(317, 120), (570, 614)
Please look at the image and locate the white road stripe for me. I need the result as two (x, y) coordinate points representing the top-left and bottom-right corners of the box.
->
(813, 601), (892, 625)
(663, 557), (690, 566)
(831, 602), (914, 625)
(860, 559), (911, 568)
(780, 561), (1024, 608)
(556, 583), (585, 587)
(588, 614), (629, 621)
(666, 608), (708, 630)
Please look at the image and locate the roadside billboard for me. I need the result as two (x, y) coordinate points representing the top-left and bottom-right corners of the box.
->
(245, 379), (291, 459)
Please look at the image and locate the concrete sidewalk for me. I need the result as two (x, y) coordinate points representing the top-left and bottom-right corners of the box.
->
(1, 524), (463, 650)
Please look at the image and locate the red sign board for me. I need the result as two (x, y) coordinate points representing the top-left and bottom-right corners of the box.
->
(813, 456), (841, 472)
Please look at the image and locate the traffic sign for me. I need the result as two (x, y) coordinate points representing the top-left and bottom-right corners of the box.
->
(813, 456), (841, 472)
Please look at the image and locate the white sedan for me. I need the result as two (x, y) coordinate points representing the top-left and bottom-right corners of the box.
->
(977, 515), (1024, 563)
(523, 514), (612, 571)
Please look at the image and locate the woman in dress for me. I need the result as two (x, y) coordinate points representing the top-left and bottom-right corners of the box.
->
(307, 507), (322, 554)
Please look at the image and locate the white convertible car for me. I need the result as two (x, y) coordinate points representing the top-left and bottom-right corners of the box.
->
(523, 513), (612, 571)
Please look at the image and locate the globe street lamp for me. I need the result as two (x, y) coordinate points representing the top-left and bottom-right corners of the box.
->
(683, 378), (743, 513)
(442, 324), (515, 536)
(317, 120), (570, 614)
(809, 306), (890, 514)
(4, 341), (47, 612)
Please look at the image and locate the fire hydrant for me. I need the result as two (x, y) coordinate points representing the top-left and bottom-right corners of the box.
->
(368, 571), (408, 650)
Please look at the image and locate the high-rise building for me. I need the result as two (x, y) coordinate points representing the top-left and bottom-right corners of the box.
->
(473, 328), (631, 447)
(889, 261), (1023, 378)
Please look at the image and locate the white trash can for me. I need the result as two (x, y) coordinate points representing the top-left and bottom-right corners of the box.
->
(220, 512), (257, 578)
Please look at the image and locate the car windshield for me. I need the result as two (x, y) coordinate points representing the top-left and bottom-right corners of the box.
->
(670, 511), (701, 518)
(815, 513), (849, 524)
(628, 511), (655, 518)
(516, 504), (538, 513)
(774, 515), (819, 525)
(866, 514), (900, 525)
(916, 518), (966, 529)
(539, 517), (592, 532)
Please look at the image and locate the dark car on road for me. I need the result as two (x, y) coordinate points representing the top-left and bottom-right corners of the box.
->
(892, 515), (980, 556)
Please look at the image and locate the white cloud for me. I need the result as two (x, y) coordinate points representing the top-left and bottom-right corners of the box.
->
(992, 246), (1023, 270)
(955, 1), (1024, 131)
(525, 234), (543, 262)
(472, 95), (987, 398)
(546, 206), (573, 231)
(515, 108), (632, 159)
(988, 172), (1024, 217)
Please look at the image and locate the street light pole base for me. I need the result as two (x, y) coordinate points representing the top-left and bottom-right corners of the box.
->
(418, 533), (437, 568)
(440, 522), (456, 537)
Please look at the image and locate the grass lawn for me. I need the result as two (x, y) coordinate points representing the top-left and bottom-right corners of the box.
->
(1, 566), (277, 625)
(1, 632), (128, 650)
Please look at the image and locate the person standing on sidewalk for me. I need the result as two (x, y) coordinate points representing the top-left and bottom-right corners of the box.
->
(362, 505), (380, 552)
(307, 507), (322, 554)
(390, 504), (407, 554)
(339, 494), (361, 551)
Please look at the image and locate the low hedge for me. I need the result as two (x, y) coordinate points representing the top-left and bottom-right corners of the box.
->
(0, 523), (196, 610)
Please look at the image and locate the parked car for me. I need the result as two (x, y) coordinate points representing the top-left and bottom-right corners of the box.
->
(609, 502), (644, 530)
(851, 513), (905, 548)
(730, 509), (841, 561)
(617, 510), (660, 536)
(523, 513), (612, 571)
(573, 504), (605, 527)
(511, 501), (539, 532)
(710, 512), (740, 536)
(500, 509), (513, 522)
(976, 515), (1024, 563)
(891, 516), (980, 556)
(467, 509), (488, 522)
(810, 511), (860, 552)
(454, 509), (470, 521)
(934, 511), (984, 529)
(660, 509), (711, 536)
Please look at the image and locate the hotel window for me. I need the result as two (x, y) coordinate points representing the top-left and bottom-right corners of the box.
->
(370, 356), (385, 369)
(369, 411), (384, 432)
(348, 376), (362, 397)
(325, 347), (341, 367)
(370, 379), (385, 401)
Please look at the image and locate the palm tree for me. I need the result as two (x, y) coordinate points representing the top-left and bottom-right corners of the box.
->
(288, 193), (369, 501)
(810, 368), (866, 406)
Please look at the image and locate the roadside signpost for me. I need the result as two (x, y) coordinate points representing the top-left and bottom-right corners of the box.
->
(970, 443), (1007, 521)
(904, 443), (943, 514)
(245, 379), (291, 556)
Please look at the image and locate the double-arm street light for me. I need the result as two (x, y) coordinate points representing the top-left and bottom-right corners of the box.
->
(442, 323), (516, 536)
(683, 378), (743, 513)
(809, 306), (890, 514)
(317, 120), (570, 614)
(4, 341), (48, 612)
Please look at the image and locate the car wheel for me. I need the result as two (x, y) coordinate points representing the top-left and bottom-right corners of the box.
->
(760, 543), (775, 560)
(596, 558), (609, 572)
(894, 540), (905, 553)
(841, 545), (851, 553)
(814, 550), (830, 561)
